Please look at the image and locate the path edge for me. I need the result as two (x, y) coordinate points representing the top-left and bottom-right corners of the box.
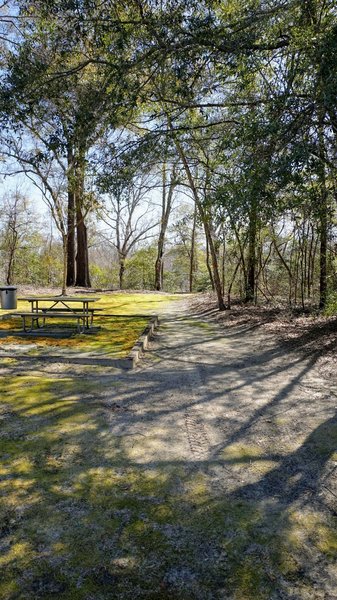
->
(117, 315), (159, 369)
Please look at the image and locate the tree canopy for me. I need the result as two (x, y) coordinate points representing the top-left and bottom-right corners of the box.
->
(0, 0), (336, 309)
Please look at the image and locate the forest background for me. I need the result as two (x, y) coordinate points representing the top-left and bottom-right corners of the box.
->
(0, 0), (336, 313)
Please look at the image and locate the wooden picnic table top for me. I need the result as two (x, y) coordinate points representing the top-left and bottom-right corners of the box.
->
(18, 296), (101, 302)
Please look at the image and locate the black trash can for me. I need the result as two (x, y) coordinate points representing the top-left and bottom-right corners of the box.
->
(0, 286), (17, 309)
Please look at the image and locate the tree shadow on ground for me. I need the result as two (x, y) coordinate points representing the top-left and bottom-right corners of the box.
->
(1, 314), (337, 599)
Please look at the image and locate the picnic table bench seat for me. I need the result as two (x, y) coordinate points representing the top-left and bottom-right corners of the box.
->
(14, 311), (92, 333)
(14, 296), (102, 333)
(37, 307), (103, 312)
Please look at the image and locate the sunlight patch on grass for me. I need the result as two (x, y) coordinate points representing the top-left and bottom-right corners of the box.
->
(287, 510), (337, 557)
(0, 541), (31, 567)
(0, 316), (148, 357)
(220, 444), (279, 475)
(0, 292), (178, 357)
(222, 443), (264, 462)
(94, 292), (180, 315)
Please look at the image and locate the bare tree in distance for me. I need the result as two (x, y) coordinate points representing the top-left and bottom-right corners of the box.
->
(1, 132), (70, 294)
(0, 187), (34, 284)
(98, 173), (159, 290)
(154, 162), (178, 291)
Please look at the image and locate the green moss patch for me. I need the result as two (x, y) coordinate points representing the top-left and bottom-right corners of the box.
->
(0, 316), (148, 358)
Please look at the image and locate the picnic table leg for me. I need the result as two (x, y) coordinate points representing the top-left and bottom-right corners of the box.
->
(32, 315), (42, 329)
(84, 302), (89, 328)
(77, 316), (85, 333)
(77, 317), (83, 334)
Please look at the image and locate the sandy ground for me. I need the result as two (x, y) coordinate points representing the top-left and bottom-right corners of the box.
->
(103, 298), (337, 598)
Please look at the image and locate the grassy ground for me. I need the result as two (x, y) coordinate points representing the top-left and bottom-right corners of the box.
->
(1, 379), (245, 600)
(0, 292), (185, 600)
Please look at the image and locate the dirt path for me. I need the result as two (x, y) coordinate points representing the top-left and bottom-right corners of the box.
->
(101, 299), (337, 599)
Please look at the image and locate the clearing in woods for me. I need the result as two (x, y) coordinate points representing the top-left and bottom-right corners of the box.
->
(1, 293), (337, 599)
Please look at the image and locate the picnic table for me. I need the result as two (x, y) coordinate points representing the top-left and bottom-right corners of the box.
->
(16, 296), (101, 332)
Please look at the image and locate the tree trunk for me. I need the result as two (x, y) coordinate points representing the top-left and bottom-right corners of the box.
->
(205, 236), (214, 290)
(166, 113), (226, 310)
(6, 234), (17, 285)
(75, 203), (91, 287)
(66, 143), (76, 287)
(221, 233), (225, 296)
(154, 244), (164, 290)
(228, 210), (247, 287)
(66, 188), (76, 286)
(318, 117), (328, 310)
(119, 255), (126, 290)
(227, 257), (243, 310)
(62, 235), (68, 296)
(74, 150), (91, 288)
(155, 163), (175, 290)
(273, 238), (293, 306)
(174, 150), (224, 308)
(189, 205), (197, 292)
(245, 197), (257, 303)
(319, 192), (328, 309)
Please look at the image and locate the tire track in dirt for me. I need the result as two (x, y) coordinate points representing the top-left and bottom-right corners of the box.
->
(184, 409), (210, 459)
(169, 324), (213, 461)
(141, 308), (214, 461)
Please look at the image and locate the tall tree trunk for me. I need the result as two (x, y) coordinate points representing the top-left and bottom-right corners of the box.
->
(318, 118), (328, 310)
(155, 163), (175, 290)
(228, 210), (247, 288)
(199, 211), (224, 308)
(66, 143), (76, 287)
(227, 257), (243, 310)
(154, 237), (165, 290)
(245, 197), (257, 303)
(75, 203), (91, 287)
(221, 231), (225, 296)
(74, 150), (91, 288)
(307, 224), (314, 298)
(66, 188), (76, 286)
(189, 205), (197, 292)
(205, 236), (215, 290)
(6, 234), (17, 285)
(273, 237), (293, 306)
(62, 234), (68, 296)
(299, 224), (305, 310)
(119, 255), (126, 290)
(319, 191), (328, 309)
